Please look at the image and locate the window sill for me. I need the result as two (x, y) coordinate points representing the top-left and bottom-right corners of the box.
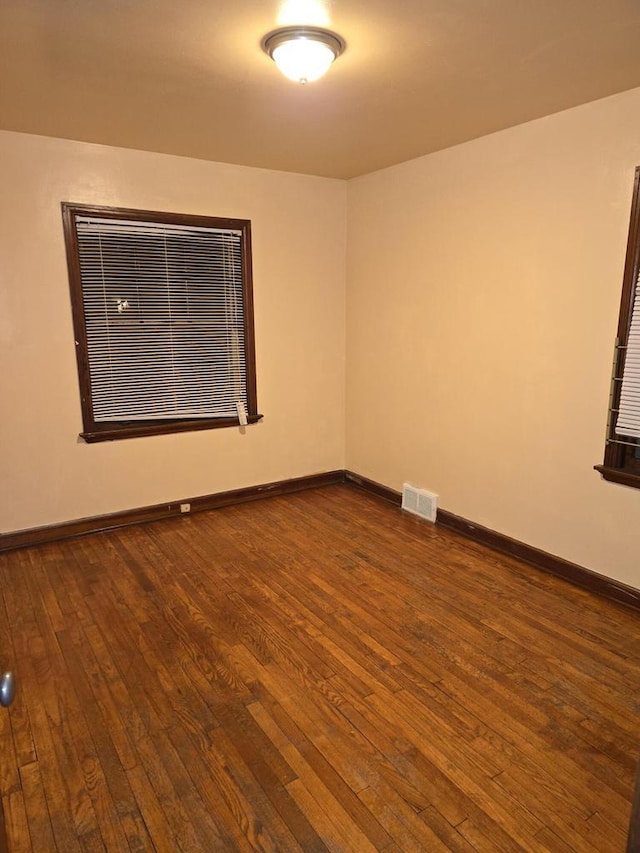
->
(80, 414), (263, 443)
(594, 464), (640, 489)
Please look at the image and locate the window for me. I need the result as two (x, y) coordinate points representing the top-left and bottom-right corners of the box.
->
(596, 167), (640, 488)
(62, 203), (260, 442)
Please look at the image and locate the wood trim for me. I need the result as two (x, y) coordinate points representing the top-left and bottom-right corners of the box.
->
(436, 508), (640, 612)
(600, 167), (640, 481)
(61, 202), (260, 442)
(594, 464), (640, 489)
(79, 414), (263, 443)
(240, 220), (259, 421)
(343, 470), (402, 505)
(0, 471), (344, 553)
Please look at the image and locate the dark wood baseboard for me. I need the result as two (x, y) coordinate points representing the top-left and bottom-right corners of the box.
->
(4, 467), (639, 614)
(0, 470), (344, 553)
(437, 508), (640, 612)
(344, 470), (402, 505)
(343, 470), (640, 612)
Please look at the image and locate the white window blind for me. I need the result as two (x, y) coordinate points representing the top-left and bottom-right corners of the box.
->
(75, 215), (248, 422)
(616, 271), (640, 439)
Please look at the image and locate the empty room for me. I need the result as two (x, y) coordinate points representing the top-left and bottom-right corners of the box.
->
(2, 1), (640, 850)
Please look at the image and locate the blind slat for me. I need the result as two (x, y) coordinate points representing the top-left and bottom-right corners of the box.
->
(76, 215), (248, 422)
(616, 272), (640, 438)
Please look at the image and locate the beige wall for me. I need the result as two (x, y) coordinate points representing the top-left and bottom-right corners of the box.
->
(346, 87), (640, 588)
(4, 87), (640, 589)
(0, 131), (346, 532)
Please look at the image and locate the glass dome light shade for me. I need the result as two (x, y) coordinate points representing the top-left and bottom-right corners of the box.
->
(272, 38), (335, 83)
(263, 27), (345, 84)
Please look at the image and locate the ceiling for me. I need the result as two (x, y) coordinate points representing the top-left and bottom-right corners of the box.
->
(2, 0), (640, 179)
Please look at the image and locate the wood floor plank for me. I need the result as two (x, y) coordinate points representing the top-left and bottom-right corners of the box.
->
(1, 792), (30, 853)
(205, 724), (297, 852)
(0, 797), (9, 853)
(118, 811), (154, 853)
(357, 784), (445, 852)
(165, 723), (262, 852)
(124, 764), (181, 853)
(435, 666), (631, 828)
(248, 696), (392, 849)
(18, 762), (56, 853)
(0, 702), (20, 799)
(133, 728), (222, 852)
(0, 484), (638, 851)
(419, 804), (480, 852)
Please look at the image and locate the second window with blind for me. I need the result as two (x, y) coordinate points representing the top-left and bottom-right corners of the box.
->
(596, 167), (640, 488)
(62, 203), (260, 442)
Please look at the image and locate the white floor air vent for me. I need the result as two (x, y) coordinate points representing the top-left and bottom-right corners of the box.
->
(402, 483), (438, 523)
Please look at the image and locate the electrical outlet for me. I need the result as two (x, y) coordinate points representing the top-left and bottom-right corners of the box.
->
(180, 503), (191, 513)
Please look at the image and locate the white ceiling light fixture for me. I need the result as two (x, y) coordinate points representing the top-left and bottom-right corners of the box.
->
(262, 26), (345, 84)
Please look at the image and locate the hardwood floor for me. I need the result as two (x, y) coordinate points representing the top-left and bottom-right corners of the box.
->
(1, 483), (639, 851)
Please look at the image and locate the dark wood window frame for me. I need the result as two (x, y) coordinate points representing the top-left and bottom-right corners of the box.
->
(595, 167), (640, 488)
(62, 203), (261, 443)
